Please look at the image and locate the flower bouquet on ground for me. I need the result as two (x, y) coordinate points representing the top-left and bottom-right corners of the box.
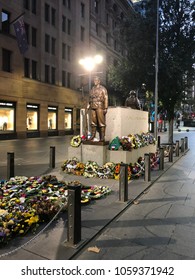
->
(0, 175), (113, 246)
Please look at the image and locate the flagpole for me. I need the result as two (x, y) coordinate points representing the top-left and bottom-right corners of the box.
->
(154, 0), (159, 141)
(10, 12), (25, 25)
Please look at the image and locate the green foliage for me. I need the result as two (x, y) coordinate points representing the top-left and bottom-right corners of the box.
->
(108, 0), (195, 120)
(108, 1), (157, 96)
(158, 0), (195, 119)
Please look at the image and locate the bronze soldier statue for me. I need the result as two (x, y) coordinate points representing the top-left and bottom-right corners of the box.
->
(87, 76), (108, 141)
(125, 90), (141, 110)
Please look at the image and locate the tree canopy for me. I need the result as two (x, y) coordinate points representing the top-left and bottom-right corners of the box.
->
(158, 0), (195, 119)
(108, 0), (195, 120)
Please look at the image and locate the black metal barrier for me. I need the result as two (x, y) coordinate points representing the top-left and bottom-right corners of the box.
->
(181, 138), (185, 153)
(144, 153), (151, 182)
(66, 185), (81, 246)
(175, 140), (180, 157)
(119, 163), (128, 202)
(159, 147), (164, 170)
(168, 145), (173, 162)
(158, 136), (188, 162)
(7, 152), (14, 180)
(157, 135), (161, 149)
(185, 136), (188, 150)
(49, 146), (55, 168)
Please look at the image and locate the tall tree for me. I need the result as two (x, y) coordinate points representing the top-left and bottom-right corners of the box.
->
(158, 0), (195, 141)
(108, 0), (195, 142)
(108, 1), (157, 97)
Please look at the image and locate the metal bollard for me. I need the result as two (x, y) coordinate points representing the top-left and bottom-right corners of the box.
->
(184, 136), (188, 150)
(7, 152), (14, 179)
(157, 135), (161, 149)
(181, 138), (184, 153)
(119, 163), (128, 202)
(175, 140), (179, 157)
(168, 144), (173, 162)
(49, 146), (55, 168)
(159, 147), (164, 170)
(66, 185), (81, 246)
(144, 153), (151, 182)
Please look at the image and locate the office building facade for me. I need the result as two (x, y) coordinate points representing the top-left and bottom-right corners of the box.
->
(0, 0), (134, 139)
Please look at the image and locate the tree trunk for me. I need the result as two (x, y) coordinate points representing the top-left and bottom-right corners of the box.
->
(168, 118), (174, 143)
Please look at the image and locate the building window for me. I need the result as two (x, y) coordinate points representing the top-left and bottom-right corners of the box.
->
(23, 0), (30, 10)
(51, 67), (56, 84)
(26, 104), (39, 131)
(62, 15), (66, 32)
(48, 106), (57, 130)
(64, 108), (73, 130)
(0, 102), (15, 132)
(67, 0), (71, 10)
(96, 23), (99, 36)
(24, 23), (29, 44)
(1, 10), (10, 34)
(81, 3), (85, 18)
(114, 40), (117, 51)
(24, 58), (30, 78)
(32, 27), (37, 47)
(106, 33), (110, 45)
(81, 26), (85, 41)
(45, 3), (50, 23)
(106, 14), (109, 25)
(67, 46), (71, 61)
(67, 72), (71, 88)
(32, 60), (37, 80)
(51, 8), (56, 26)
(45, 65), (50, 83)
(67, 19), (71, 35)
(95, 0), (99, 13)
(62, 70), (66, 87)
(51, 37), (56, 55)
(45, 34), (50, 52)
(62, 43), (66, 59)
(32, 0), (36, 14)
(2, 49), (11, 72)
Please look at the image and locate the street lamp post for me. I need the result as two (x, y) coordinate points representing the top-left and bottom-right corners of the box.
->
(154, 0), (159, 141)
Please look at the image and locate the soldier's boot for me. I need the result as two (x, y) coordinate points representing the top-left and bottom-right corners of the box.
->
(99, 127), (105, 142)
(88, 126), (96, 140)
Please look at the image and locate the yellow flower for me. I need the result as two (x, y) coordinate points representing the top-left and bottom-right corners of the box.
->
(8, 220), (14, 225)
(0, 209), (8, 216)
(114, 174), (120, 180)
(25, 215), (39, 226)
(42, 189), (47, 193)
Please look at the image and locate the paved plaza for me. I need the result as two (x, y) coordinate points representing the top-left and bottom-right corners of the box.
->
(0, 126), (195, 260)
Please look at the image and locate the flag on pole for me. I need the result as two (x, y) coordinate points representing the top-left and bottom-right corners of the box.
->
(13, 16), (28, 54)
